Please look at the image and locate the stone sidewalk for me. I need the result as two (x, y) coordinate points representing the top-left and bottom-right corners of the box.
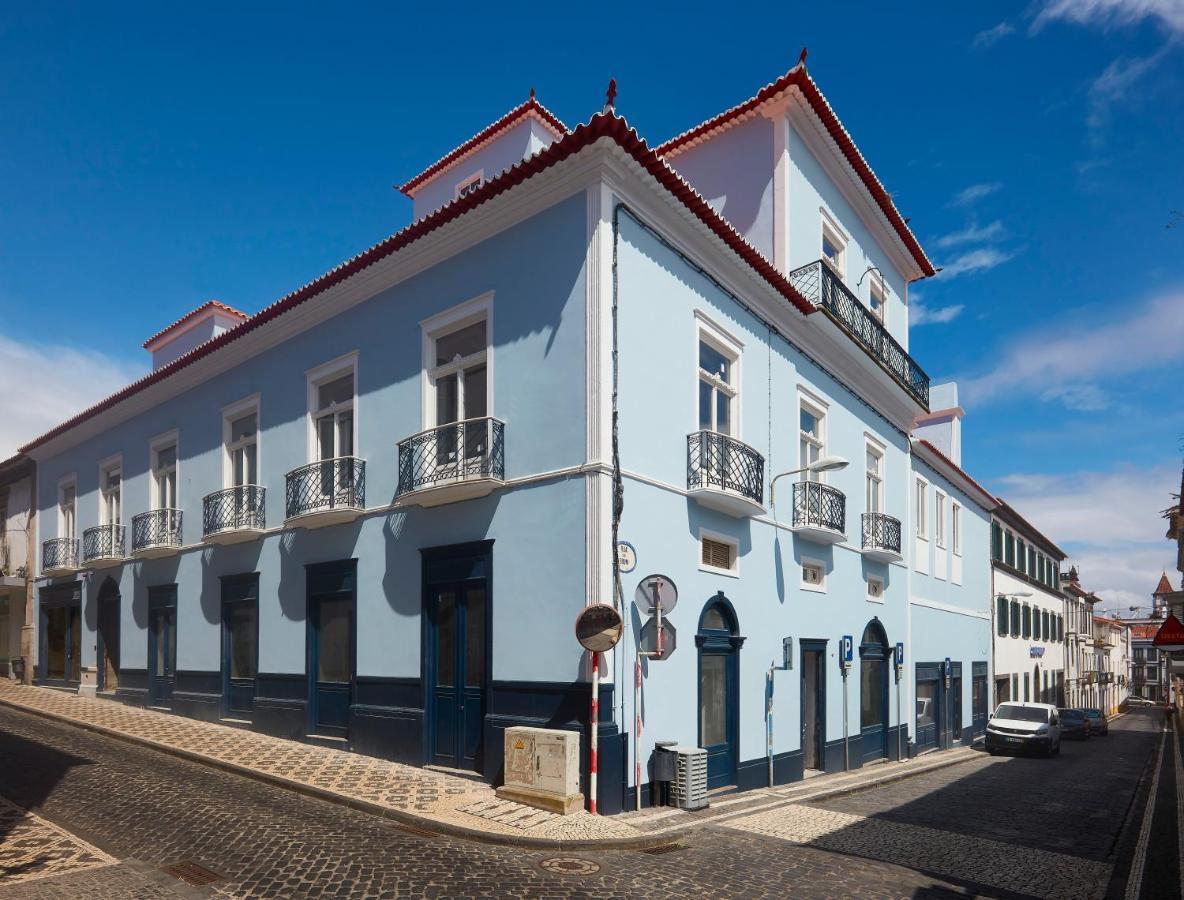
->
(0, 682), (980, 849)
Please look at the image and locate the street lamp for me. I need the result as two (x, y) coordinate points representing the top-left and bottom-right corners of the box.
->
(769, 456), (849, 506)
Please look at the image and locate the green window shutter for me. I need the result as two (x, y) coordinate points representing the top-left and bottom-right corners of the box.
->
(992, 523), (1003, 560)
(997, 596), (1008, 636)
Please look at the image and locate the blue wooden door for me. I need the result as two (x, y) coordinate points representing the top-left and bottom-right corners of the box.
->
(309, 593), (352, 737)
(801, 643), (826, 771)
(859, 622), (889, 763)
(972, 671), (988, 735)
(698, 598), (740, 789)
(148, 588), (176, 707)
(221, 575), (258, 719)
(915, 664), (941, 752)
(428, 581), (486, 770)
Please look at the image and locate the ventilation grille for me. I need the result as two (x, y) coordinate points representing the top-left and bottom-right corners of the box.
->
(701, 537), (733, 570)
(668, 746), (708, 810)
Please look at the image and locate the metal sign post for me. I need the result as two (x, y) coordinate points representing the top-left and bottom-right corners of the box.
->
(633, 575), (679, 811)
(895, 641), (904, 761)
(841, 635), (853, 771)
(574, 604), (624, 816)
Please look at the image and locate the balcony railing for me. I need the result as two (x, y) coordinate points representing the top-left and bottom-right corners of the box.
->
(82, 524), (125, 563)
(203, 485), (266, 537)
(397, 418), (505, 498)
(286, 457), (366, 519)
(793, 481), (846, 534)
(788, 260), (930, 409)
(862, 512), (902, 555)
(42, 538), (78, 573)
(132, 509), (183, 553)
(686, 430), (764, 506)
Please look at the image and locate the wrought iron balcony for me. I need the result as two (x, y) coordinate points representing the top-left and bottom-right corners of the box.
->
(861, 512), (902, 563)
(791, 481), (846, 543)
(203, 485), (266, 544)
(285, 457), (366, 526)
(82, 524), (125, 567)
(788, 260), (930, 409)
(41, 538), (79, 576)
(397, 417), (505, 506)
(132, 509), (182, 557)
(686, 430), (765, 517)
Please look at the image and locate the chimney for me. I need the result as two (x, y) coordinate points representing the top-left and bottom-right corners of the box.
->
(912, 382), (964, 466)
(143, 301), (248, 371)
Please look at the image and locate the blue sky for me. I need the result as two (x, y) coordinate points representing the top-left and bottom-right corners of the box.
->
(1, 1), (1180, 606)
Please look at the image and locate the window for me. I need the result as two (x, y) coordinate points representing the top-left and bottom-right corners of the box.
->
(802, 560), (825, 591)
(821, 211), (847, 278)
(227, 409), (259, 488)
(455, 171), (484, 198)
(997, 596), (1008, 636)
(1010, 601), (1020, 637)
(935, 492), (947, 548)
(1005, 530), (1015, 566)
(1022, 605), (1031, 640)
(152, 441), (178, 510)
(1147, 648), (1158, 663)
(1016, 538), (1026, 574)
(100, 463), (121, 526)
(430, 317), (488, 431)
(699, 336), (738, 436)
(868, 273), (886, 323)
(1028, 546), (1036, 578)
(991, 522), (1002, 560)
(1037, 554), (1045, 585)
(915, 479), (928, 538)
(1134, 647), (1145, 661)
(799, 397), (826, 482)
(951, 503), (962, 555)
(1041, 610), (1049, 641)
(312, 371), (355, 462)
(867, 577), (884, 601)
(865, 444), (883, 514)
(699, 533), (737, 576)
(58, 480), (76, 540)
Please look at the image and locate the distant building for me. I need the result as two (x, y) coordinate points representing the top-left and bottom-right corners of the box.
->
(1061, 567), (1100, 708)
(0, 454), (35, 680)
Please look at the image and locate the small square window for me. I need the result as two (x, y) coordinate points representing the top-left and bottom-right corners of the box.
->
(700, 535), (736, 574)
(802, 561), (825, 591)
(867, 577), (884, 602)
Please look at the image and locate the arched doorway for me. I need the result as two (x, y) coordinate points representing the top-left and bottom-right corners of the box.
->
(697, 593), (743, 790)
(859, 618), (889, 762)
(96, 578), (120, 693)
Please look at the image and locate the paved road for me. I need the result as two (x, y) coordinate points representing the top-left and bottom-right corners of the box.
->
(0, 704), (1172, 899)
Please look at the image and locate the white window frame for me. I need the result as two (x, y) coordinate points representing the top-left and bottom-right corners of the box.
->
(820, 208), (848, 280)
(695, 312), (742, 438)
(698, 527), (739, 578)
(98, 454), (123, 527)
(306, 352), (359, 464)
(915, 476), (928, 540)
(952, 502), (962, 556)
(149, 430), (180, 511)
(864, 438), (884, 514)
(223, 394), (262, 489)
(57, 475), (77, 541)
(801, 556), (827, 593)
(420, 292), (493, 431)
(455, 170), (484, 199)
(798, 389), (829, 483)
(935, 490), (947, 549)
(867, 269), (887, 325)
(866, 575), (885, 604)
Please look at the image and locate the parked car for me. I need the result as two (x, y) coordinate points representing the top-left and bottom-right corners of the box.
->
(985, 702), (1062, 757)
(1083, 708), (1109, 736)
(1127, 696), (1155, 706)
(1057, 708), (1091, 740)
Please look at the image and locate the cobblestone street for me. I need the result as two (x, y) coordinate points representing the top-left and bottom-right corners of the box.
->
(0, 703), (1175, 898)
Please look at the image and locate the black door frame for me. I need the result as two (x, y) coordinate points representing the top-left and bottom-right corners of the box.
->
(800, 639), (828, 771)
(38, 583), (82, 687)
(858, 619), (890, 763)
(420, 541), (492, 770)
(305, 559), (357, 739)
(147, 584), (177, 707)
(96, 577), (120, 694)
(221, 572), (259, 719)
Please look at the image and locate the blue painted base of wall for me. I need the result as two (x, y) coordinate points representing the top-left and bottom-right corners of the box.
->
(350, 676), (422, 765)
(172, 670), (222, 722)
(114, 668), (148, 706)
(254, 673), (307, 741)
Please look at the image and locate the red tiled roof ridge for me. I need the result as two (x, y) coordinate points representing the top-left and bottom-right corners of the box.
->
(21, 110), (816, 454)
(655, 64), (935, 279)
(398, 94), (568, 196)
(142, 299), (249, 349)
(913, 439), (997, 509)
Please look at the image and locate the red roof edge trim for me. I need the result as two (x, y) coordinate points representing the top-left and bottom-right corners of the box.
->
(398, 96), (568, 196)
(143, 300), (249, 349)
(914, 439), (998, 510)
(655, 66), (936, 279)
(21, 111), (814, 455)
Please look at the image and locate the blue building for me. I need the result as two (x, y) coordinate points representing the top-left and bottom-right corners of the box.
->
(26, 64), (992, 813)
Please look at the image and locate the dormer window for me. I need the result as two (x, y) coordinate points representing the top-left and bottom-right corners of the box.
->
(456, 172), (484, 199)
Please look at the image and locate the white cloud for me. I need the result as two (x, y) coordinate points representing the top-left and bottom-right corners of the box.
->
(911, 301), (965, 326)
(960, 288), (1184, 407)
(1031, 0), (1184, 36)
(0, 334), (142, 458)
(973, 21), (1016, 48)
(949, 182), (1003, 207)
(1039, 384), (1110, 411)
(996, 463), (1179, 614)
(1086, 47), (1172, 144)
(936, 247), (1016, 278)
(934, 220), (1005, 249)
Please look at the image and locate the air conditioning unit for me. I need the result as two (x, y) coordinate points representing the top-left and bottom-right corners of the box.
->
(666, 745), (708, 810)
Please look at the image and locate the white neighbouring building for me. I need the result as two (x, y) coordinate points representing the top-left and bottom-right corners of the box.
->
(990, 501), (1067, 707)
(1061, 566), (1100, 709)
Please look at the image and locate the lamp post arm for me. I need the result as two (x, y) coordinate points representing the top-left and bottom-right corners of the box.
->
(769, 467), (807, 507)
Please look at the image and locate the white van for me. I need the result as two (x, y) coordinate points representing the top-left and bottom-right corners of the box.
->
(985, 702), (1062, 757)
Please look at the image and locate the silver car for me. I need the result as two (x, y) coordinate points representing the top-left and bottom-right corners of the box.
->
(985, 702), (1062, 757)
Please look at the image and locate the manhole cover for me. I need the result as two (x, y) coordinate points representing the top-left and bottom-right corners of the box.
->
(538, 856), (601, 876)
(160, 861), (224, 886)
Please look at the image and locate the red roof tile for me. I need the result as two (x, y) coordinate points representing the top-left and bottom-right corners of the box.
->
(143, 300), (249, 349)
(21, 110), (816, 454)
(656, 64), (936, 279)
(914, 439), (998, 509)
(398, 93), (568, 196)
(1154, 572), (1174, 595)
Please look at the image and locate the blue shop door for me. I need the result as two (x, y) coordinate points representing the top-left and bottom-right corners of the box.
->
(428, 582), (487, 771)
(309, 593), (353, 737)
(221, 577), (258, 718)
(915, 666), (941, 752)
(148, 596), (176, 707)
(972, 673), (988, 735)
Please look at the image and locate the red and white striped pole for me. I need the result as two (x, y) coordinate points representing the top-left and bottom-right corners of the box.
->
(590, 650), (599, 815)
(635, 656), (642, 810)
